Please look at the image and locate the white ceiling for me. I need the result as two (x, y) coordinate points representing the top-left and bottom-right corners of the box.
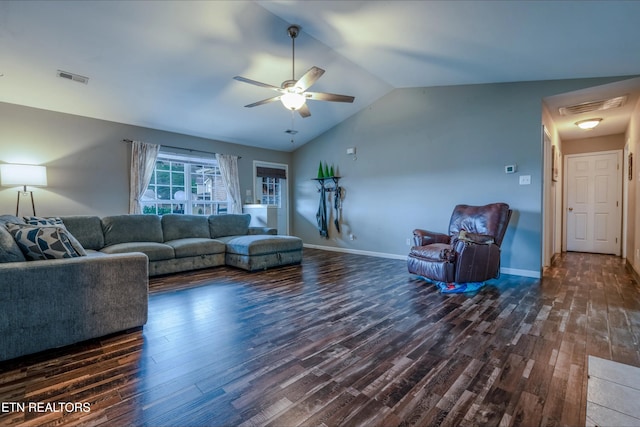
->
(1, 1), (639, 151)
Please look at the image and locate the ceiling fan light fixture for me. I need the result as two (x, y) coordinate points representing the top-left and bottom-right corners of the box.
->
(233, 23), (354, 118)
(575, 118), (602, 130)
(280, 91), (306, 110)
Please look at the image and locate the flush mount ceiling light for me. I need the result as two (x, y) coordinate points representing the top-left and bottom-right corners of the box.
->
(575, 118), (602, 130)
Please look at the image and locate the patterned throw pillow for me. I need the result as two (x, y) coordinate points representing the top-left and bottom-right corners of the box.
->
(23, 216), (87, 256)
(6, 223), (86, 261)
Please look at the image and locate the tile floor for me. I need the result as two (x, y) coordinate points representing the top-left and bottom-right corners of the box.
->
(587, 355), (640, 427)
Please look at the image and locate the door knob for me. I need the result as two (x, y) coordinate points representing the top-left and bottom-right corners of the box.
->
(568, 207), (573, 211)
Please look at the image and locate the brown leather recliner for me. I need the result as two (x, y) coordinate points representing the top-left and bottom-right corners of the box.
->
(407, 203), (512, 283)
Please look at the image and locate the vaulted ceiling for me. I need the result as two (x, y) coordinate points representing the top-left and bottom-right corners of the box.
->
(1, 1), (639, 151)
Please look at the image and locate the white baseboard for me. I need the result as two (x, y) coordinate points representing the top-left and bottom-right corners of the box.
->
(303, 243), (541, 279)
(500, 267), (541, 279)
(303, 244), (407, 260)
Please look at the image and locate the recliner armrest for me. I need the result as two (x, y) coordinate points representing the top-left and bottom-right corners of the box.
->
(412, 229), (450, 246)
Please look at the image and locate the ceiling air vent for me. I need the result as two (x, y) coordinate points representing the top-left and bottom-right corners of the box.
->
(558, 95), (627, 116)
(56, 70), (89, 84)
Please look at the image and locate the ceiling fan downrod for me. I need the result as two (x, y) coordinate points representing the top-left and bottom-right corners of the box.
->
(287, 25), (300, 81)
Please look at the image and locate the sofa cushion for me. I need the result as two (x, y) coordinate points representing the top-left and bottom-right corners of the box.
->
(208, 214), (250, 238)
(0, 225), (26, 263)
(165, 238), (226, 258)
(222, 235), (303, 256)
(23, 216), (87, 256)
(100, 242), (174, 261)
(162, 214), (211, 241)
(102, 215), (164, 246)
(6, 223), (86, 260)
(59, 216), (105, 250)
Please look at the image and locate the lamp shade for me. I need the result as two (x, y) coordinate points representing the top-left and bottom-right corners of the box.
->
(0, 164), (48, 187)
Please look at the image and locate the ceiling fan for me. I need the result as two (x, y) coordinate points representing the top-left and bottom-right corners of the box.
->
(233, 25), (355, 118)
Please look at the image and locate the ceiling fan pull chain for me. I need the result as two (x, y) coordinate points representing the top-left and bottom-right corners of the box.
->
(290, 112), (296, 144)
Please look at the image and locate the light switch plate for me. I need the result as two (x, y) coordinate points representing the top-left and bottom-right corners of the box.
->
(519, 175), (531, 185)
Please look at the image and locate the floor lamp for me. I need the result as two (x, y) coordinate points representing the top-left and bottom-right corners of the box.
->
(0, 164), (48, 216)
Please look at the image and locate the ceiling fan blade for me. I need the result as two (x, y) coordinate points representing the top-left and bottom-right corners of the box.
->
(295, 66), (325, 91)
(305, 92), (355, 103)
(298, 103), (311, 118)
(244, 96), (281, 108)
(234, 76), (282, 92)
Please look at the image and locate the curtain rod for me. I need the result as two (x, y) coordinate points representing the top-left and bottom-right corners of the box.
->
(122, 139), (241, 158)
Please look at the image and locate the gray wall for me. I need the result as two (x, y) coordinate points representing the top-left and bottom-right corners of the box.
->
(292, 77), (632, 276)
(0, 102), (291, 217)
(2, 76), (632, 276)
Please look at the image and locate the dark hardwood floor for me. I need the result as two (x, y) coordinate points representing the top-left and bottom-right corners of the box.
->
(1, 249), (639, 426)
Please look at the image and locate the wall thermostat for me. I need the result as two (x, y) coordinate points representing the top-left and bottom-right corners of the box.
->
(505, 164), (517, 174)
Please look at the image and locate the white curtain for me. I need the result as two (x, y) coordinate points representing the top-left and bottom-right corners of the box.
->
(216, 153), (242, 214)
(129, 140), (160, 214)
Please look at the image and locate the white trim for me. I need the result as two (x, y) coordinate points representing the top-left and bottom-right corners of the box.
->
(303, 244), (542, 278)
(622, 141), (630, 259)
(303, 244), (407, 260)
(541, 124), (552, 268)
(500, 267), (541, 279)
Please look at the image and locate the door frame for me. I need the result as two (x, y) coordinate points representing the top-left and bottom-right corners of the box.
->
(542, 125), (553, 267)
(562, 149), (623, 255)
(252, 160), (290, 235)
(623, 141), (630, 259)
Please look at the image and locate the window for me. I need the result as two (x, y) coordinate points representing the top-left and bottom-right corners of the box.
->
(255, 166), (286, 207)
(141, 153), (228, 215)
(259, 177), (281, 206)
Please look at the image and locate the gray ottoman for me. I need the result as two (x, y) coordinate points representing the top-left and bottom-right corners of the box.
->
(221, 235), (303, 271)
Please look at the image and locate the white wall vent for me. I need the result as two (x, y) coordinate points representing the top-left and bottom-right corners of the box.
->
(559, 95), (627, 116)
(56, 70), (89, 84)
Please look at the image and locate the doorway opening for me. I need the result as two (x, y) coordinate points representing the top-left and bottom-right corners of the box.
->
(252, 161), (289, 235)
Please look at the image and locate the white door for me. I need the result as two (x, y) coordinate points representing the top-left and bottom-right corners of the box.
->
(566, 151), (621, 255)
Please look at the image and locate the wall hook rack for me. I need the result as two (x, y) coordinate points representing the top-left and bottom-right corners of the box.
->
(313, 176), (340, 192)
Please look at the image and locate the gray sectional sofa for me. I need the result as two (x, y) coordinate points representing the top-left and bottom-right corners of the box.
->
(0, 213), (302, 362)
(60, 213), (303, 275)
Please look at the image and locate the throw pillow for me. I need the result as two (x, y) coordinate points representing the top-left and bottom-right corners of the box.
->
(0, 225), (27, 263)
(456, 230), (495, 245)
(0, 215), (25, 226)
(6, 223), (86, 261)
(23, 216), (87, 256)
